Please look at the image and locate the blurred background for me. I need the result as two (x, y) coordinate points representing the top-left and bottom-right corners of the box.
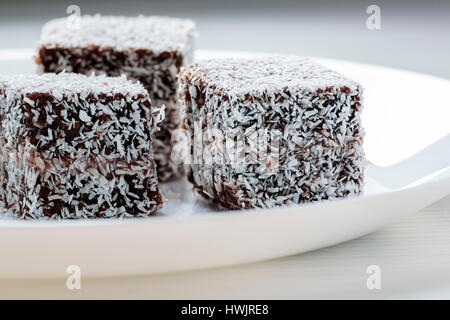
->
(0, 0), (449, 79)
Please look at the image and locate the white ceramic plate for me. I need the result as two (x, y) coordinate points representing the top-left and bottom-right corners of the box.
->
(0, 49), (449, 279)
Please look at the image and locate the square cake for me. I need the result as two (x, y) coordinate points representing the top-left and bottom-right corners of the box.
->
(178, 56), (365, 209)
(35, 15), (197, 181)
(0, 73), (163, 219)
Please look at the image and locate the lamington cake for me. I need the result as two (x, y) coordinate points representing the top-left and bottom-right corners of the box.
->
(0, 73), (163, 219)
(35, 15), (197, 181)
(178, 56), (365, 209)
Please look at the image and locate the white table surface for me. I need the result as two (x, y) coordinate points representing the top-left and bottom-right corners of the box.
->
(1, 195), (449, 299)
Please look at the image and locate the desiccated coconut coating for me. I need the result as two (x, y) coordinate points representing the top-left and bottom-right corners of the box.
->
(0, 73), (163, 219)
(152, 98), (185, 180)
(178, 56), (365, 209)
(35, 15), (197, 181)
